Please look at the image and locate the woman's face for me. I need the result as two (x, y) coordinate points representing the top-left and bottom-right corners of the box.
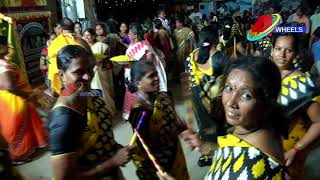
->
(175, 20), (183, 29)
(60, 57), (94, 91)
(120, 23), (128, 33)
(48, 34), (57, 46)
(83, 31), (95, 44)
(54, 24), (63, 36)
(136, 66), (159, 93)
(272, 36), (296, 71)
(128, 30), (137, 42)
(74, 24), (82, 34)
(96, 25), (104, 36)
(222, 69), (263, 130)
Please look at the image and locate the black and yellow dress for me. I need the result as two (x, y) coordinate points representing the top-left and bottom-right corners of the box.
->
(185, 49), (228, 142)
(128, 92), (189, 180)
(278, 72), (320, 179)
(254, 36), (272, 57)
(48, 90), (124, 179)
(205, 134), (286, 180)
(218, 24), (246, 57)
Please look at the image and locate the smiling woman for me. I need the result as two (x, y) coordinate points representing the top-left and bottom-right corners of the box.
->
(48, 45), (131, 180)
(272, 32), (320, 179)
(205, 56), (288, 180)
(179, 56), (289, 180)
(126, 60), (189, 179)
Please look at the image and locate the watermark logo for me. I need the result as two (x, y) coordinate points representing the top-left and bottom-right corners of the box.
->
(273, 26), (306, 33)
(79, 90), (103, 97)
(247, 14), (306, 41)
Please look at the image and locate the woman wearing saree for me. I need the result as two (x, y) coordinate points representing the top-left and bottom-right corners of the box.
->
(271, 32), (320, 179)
(173, 16), (195, 75)
(153, 19), (171, 65)
(48, 45), (132, 180)
(185, 25), (228, 166)
(83, 28), (116, 116)
(117, 22), (131, 48)
(0, 35), (47, 163)
(167, 56), (288, 180)
(96, 23), (108, 43)
(121, 23), (167, 120)
(126, 60), (189, 180)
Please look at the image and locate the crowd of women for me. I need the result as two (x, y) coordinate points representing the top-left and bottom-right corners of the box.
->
(1, 2), (320, 180)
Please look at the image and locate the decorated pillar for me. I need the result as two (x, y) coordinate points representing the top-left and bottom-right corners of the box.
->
(0, 1), (52, 87)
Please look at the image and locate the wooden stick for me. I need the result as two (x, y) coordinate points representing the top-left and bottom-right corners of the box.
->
(129, 111), (147, 146)
(134, 129), (165, 176)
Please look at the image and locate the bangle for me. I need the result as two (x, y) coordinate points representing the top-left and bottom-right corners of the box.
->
(292, 147), (301, 153)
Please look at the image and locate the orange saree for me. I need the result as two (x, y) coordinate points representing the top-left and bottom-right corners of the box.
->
(0, 59), (47, 161)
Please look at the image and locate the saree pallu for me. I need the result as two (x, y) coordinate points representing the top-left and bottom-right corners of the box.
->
(0, 91), (47, 161)
(205, 134), (286, 180)
(185, 49), (227, 142)
(279, 72), (320, 179)
(154, 29), (171, 65)
(0, 59), (47, 161)
(80, 94), (124, 179)
(174, 27), (194, 73)
(129, 92), (189, 180)
(52, 89), (124, 179)
(90, 42), (116, 116)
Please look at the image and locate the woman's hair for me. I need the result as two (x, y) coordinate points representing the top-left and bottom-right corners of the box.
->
(224, 56), (288, 138)
(126, 60), (155, 93)
(272, 28), (299, 52)
(197, 24), (219, 64)
(157, 9), (165, 17)
(74, 22), (82, 28)
(84, 28), (96, 36)
(153, 19), (164, 30)
(129, 23), (144, 41)
(57, 45), (93, 72)
(60, 18), (74, 31)
(96, 23), (109, 34)
(176, 16), (185, 26)
(55, 21), (62, 27)
(84, 28), (97, 43)
(47, 32), (56, 39)
(119, 22), (128, 32)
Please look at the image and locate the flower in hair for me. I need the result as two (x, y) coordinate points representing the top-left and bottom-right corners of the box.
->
(203, 42), (211, 47)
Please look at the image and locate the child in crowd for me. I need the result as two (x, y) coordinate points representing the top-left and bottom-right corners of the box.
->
(40, 32), (56, 88)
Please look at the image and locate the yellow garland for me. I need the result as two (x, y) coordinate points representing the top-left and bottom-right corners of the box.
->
(0, 13), (13, 61)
